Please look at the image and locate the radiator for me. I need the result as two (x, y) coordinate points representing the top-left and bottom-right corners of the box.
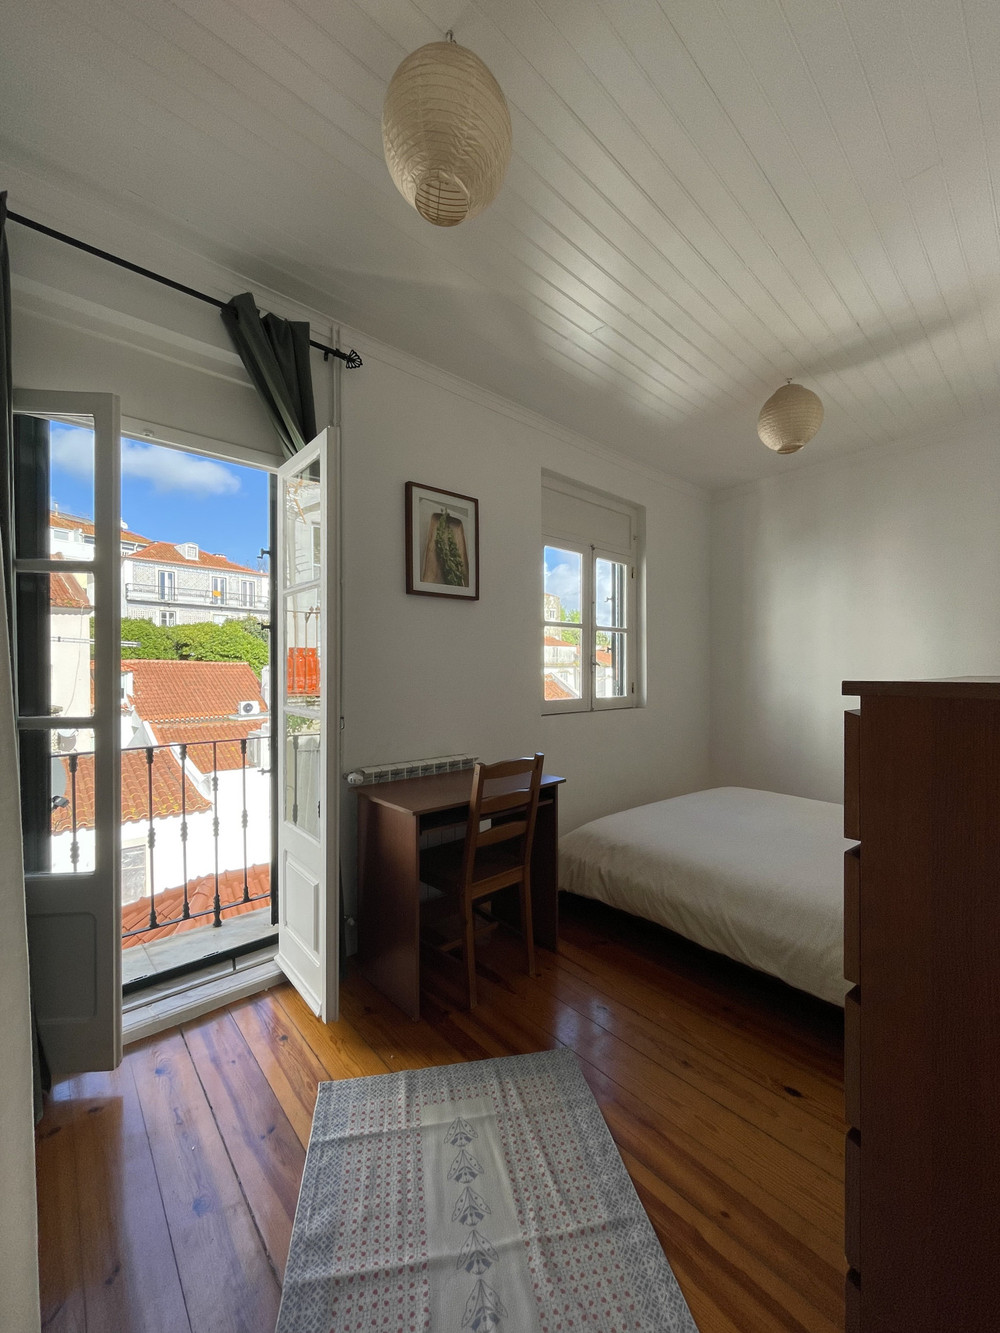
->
(343, 752), (477, 786)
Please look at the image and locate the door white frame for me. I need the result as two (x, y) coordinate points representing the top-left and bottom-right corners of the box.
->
(14, 388), (122, 1076)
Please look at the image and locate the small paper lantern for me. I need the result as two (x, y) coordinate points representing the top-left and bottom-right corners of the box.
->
(757, 381), (824, 454)
(382, 39), (512, 227)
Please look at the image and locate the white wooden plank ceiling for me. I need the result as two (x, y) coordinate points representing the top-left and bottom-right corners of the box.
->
(2, 0), (999, 488)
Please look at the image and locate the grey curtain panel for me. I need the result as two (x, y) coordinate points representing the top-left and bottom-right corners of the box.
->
(1, 192), (14, 652)
(221, 292), (317, 458)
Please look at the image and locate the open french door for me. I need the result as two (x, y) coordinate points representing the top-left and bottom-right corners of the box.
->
(274, 429), (339, 1021)
(13, 388), (122, 1076)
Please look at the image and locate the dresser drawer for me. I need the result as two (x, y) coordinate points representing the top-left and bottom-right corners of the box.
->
(844, 709), (861, 840)
(845, 1128), (861, 1272)
(844, 846), (860, 984)
(844, 986), (861, 1127)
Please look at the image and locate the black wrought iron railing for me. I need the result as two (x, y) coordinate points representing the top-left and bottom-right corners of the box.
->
(51, 735), (271, 943)
(124, 582), (266, 611)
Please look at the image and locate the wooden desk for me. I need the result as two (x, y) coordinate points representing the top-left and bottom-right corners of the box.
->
(357, 770), (564, 1019)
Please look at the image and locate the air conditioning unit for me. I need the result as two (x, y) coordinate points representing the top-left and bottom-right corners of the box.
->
(237, 699), (261, 716)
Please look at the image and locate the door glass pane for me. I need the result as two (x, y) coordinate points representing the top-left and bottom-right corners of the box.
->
(19, 731), (97, 874)
(284, 588), (322, 706)
(16, 571), (96, 719)
(284, 716), (321, 840)
(595, 630), (627, 699)
(596, 557), (627, 630)
(543, 546), (582, 623)
(15, 415), (97, 560)
(283, 461), (321, 587)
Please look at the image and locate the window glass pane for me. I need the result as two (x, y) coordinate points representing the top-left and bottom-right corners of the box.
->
(543, 625), (582, 701)
(16, 571), (95, 719)
(596, 631), (628, 699)
(16, 415), (97, 560)
(19, 731), (97, 874)
(543, 546), (582, 624)
(283, 462), (321, 586)
(284, 588), (322, 706)
(596, 557), (627, 630)
(284, 715), (321, 840)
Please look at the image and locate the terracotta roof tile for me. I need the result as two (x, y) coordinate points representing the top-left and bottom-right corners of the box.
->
(544, 674), (576, 701)
(127, 540), (258, 575)
(121, 864), (271, 945)
(52, 748), (211, 833)
(49, 570), (91, 610)
(49, 510), (150, 545)
(122, 659), (267, 725)
(150, 721), (266, 773)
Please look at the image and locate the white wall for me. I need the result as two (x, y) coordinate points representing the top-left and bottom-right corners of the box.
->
(338, 337), (712, 931)
(711, 416), (1000, 802)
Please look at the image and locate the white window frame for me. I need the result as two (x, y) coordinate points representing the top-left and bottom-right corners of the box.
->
(212, 574), (227, 603)
(241, 578), (254, 608)
(158, 610), (176, 627)
(542, 477), (641, 715)
(158, 568), (175, 601)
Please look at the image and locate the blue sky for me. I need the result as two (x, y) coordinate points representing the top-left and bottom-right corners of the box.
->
(50, 423), (269, 571)
(544, 545), (581, 615)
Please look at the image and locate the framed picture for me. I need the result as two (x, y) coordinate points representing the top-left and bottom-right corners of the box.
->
(405, 482), (479, 600)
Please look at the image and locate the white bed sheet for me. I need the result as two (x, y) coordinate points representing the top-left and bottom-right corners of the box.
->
(558, 786), (851, 1005)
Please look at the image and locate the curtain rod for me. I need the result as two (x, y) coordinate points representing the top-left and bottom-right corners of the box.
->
(8, 209), (363, 368)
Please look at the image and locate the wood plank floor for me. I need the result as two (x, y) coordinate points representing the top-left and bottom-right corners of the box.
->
(36, 896), (845, 1333)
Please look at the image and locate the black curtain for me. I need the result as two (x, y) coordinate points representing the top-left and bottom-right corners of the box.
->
(221, 292), (317, 458)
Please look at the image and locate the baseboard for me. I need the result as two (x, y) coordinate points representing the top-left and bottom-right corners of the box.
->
(122, 955), (284, 1045)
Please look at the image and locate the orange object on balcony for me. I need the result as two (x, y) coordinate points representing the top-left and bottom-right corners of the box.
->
(304, 646), (320, 694)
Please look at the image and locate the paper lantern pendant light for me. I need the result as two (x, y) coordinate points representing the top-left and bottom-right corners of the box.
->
(382, 35), (512, 227)
(757, 380), (824, 454)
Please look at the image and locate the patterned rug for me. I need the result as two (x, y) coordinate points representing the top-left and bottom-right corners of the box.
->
(277, 1048), (698, 1332)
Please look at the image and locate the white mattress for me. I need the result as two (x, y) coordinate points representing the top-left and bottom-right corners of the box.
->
(558, 786), (851, 1005)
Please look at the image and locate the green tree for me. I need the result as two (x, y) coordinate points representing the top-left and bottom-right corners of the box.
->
(173, 619), (269, 676)
(118, 616), (179, 661)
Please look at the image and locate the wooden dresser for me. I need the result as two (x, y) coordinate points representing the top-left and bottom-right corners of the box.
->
(842, 678), (1000, 1333)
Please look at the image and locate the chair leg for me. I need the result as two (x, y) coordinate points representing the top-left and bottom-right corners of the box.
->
(463, 902), (478, 1009)
(519, 877), (536, 978)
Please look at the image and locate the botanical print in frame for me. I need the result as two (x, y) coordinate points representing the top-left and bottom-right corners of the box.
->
(405, 482), (479, 600)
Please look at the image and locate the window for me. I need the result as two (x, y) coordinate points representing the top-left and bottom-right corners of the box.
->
(158, 610), (176, 627)
(212, 575), (227, 603)
(241, 578), (255, 607)
(157, 569), (175, 600)
(542, 476), (642, 713)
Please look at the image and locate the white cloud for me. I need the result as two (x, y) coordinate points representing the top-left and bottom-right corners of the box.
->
(48, 423), (240, 496)
(544, 558), (582, 613)
(121, 440), (240, 496)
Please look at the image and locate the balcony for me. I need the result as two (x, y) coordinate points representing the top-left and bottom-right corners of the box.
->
(124, 582), (266, 611)
(51, 735), (274, 990)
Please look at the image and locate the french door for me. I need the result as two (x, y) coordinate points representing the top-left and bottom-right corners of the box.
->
(274, 430), (339, 1021)
(13, 389), (122, 1075)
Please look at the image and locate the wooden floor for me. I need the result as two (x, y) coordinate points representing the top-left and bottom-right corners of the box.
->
(36, 897), (845, 1333)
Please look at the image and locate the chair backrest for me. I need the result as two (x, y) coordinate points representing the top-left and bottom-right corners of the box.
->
(460, 753), (545, 892)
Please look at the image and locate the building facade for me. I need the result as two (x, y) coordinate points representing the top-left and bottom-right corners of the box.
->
(122, 541), (268, 627)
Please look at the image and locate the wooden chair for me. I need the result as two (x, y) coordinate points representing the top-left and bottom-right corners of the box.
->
(419, 753), (544, 1009)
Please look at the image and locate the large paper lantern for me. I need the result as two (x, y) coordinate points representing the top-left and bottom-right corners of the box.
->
(757, 381), (824, 454)
(382, 38), (512, 227)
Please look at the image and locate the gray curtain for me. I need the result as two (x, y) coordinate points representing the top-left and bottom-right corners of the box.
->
(221, 292), (317, 457)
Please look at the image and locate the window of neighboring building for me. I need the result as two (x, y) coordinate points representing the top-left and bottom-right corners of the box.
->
(212, 613), (227, 625)
(121, 843), (147, 905)
(542, 475), (643, 713)
(158, 610), (176, 627)
(212, 575), (227, 603)
(158, 569), (175, 600)
(241, 578), (254, 607)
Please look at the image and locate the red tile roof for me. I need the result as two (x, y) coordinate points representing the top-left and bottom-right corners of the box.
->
(122, 658), (267, 724)
(49, 510), (150, 545)
(49, 569), (91, 610)
(127, 540), (258, 575)
(150, 722), (265, 773)
(544, 673), (577, 701)
(121, 864), (271, 945)
(51, 748), (211, 833)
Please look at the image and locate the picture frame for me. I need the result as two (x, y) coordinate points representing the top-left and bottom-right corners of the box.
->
(405, 482), (479, 600)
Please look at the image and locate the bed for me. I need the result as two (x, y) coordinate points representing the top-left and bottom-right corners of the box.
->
(558, 786), (851, 1005)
